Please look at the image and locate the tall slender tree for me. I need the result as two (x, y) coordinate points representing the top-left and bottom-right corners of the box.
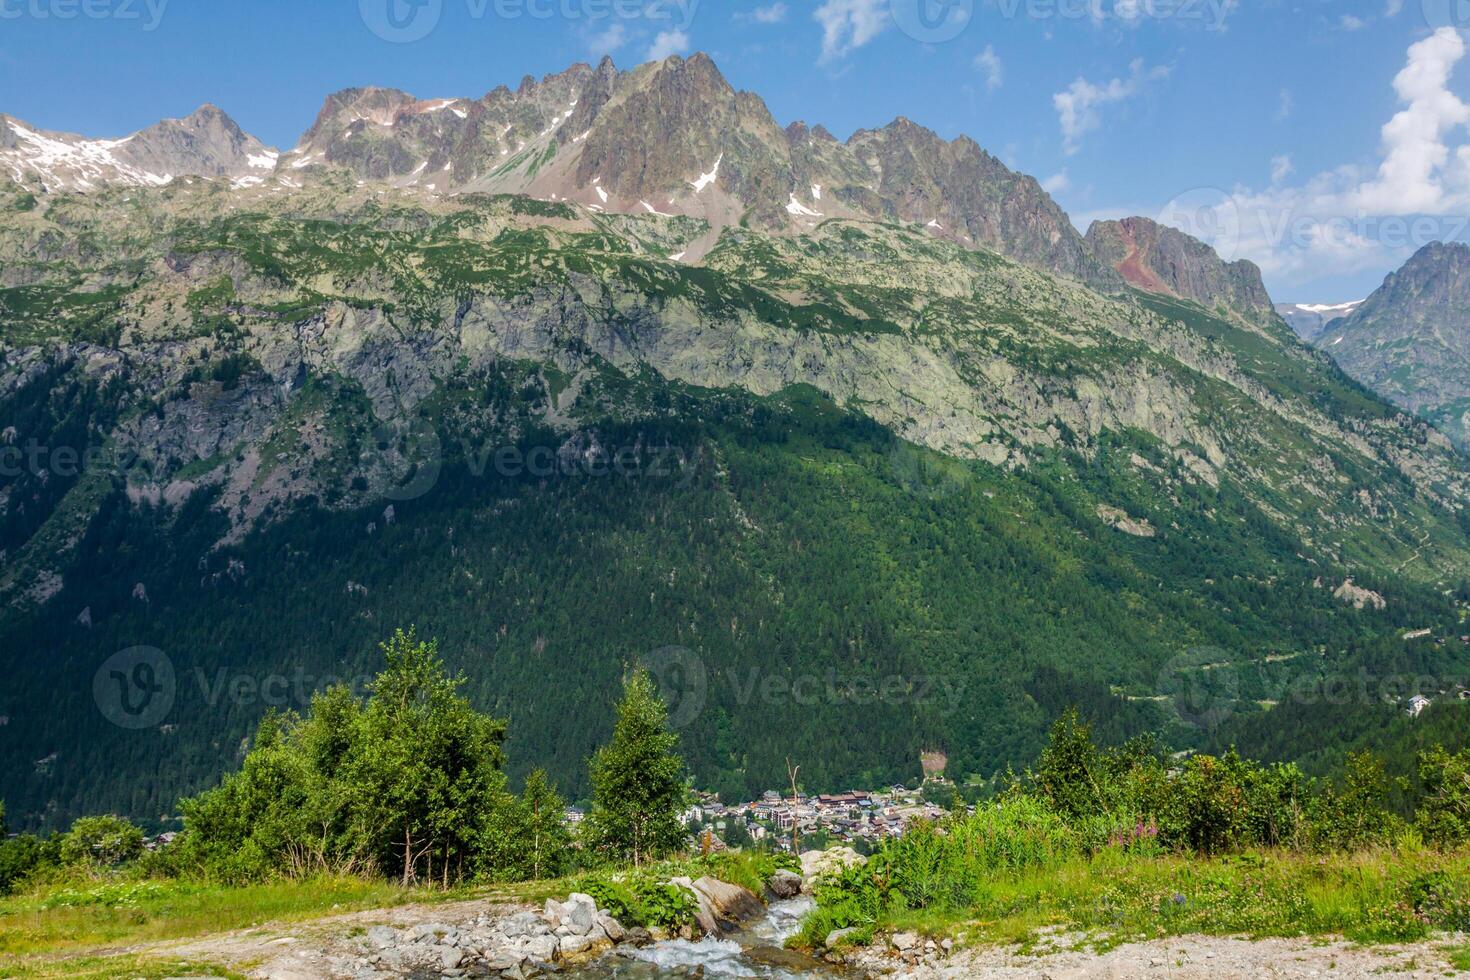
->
(587, 669), (690, 866)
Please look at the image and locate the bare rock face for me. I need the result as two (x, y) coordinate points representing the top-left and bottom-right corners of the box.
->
(1096, 504), (1157, 538)
(1086, 216), (1274, 322)
(1333, 578), (1387, 611)
(1317, 242), (1470, 451)
(668, 876), (765, 935)
(800, 847), (868, 892)
(846, 117), (1120, 290)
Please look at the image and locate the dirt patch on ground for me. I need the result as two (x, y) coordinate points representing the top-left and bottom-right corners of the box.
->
(120, 896), (530, 979)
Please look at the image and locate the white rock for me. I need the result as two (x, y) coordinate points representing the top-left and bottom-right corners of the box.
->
(562, 892), (598, 935)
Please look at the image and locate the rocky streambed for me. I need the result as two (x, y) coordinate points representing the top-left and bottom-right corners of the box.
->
(345, 871), (834, 980)
(563, 895), (832, 979)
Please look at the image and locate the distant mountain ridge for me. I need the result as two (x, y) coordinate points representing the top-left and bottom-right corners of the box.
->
(1, 54), (1118, 290)
(0, 105), (277, 192)
(283, 54), (1121, 287)
(1316, 242), (1470, 451)
(1278, 301), (1364, 341)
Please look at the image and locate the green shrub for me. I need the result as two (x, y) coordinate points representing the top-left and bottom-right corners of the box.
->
(58, 816), (144, 869)
(0, 832), (58, 895)
(1309, 751), (1403, 852)
(1414, 747), (1470, 847)
(578, 873), (699, 929)
(174, 630), (521, 887)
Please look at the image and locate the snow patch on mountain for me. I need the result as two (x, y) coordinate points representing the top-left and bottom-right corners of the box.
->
(689, 153), (722, 193)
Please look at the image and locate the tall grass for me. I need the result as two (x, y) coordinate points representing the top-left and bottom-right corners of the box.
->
(0, 875), (416, 957)
(797, 812), (1470, 950)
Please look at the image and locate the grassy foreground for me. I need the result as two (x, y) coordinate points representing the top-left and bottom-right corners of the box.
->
(0, 875), (513, 978)
(800, 844), (1470, 954)
(0, 854), (776, 978)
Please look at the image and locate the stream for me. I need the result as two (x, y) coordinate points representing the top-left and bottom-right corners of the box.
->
(565, 897), (839, 978)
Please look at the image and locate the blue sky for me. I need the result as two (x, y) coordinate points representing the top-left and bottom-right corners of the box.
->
(0, 0), (1465, 301)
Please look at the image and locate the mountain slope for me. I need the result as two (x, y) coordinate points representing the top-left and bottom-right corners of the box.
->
(2, 172), (1468, 829)
(1318, 242), (1470, 451)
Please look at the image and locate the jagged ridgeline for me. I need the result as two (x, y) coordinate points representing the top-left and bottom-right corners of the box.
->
(2, 55), (1470, 830)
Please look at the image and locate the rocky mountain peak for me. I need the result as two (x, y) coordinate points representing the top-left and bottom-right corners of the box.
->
(1313, 240), (1470, 450)
(3, 52), (1117, 287)
(302, 87), (420, 145)
(0, 105), (276, 191)
(1085, 216), (1273, 321)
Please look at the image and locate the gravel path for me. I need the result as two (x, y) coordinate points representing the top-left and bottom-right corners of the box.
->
(157, 896), (533, 979)
(855, 933), (1469, 979)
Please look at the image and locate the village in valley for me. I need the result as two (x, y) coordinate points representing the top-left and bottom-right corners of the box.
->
(672, 752), (959, 854)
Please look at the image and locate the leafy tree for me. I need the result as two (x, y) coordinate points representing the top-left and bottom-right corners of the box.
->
(177, 629), (513, 886)
(1310, 751), (1401, 851)
(483, 770), (572, 881)
(724, 818), (752, 849)
(1033, 709), (1104, 820)
(0, 834), (50, 896)
(587, 669), (690, 866)
(0, 800), (56, 896)
(59, 815), (144, 868)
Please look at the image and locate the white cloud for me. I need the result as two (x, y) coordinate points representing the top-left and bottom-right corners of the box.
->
(814, 0), (889, 63)
(586, 22), (629, 56)
(1042, 171), (1070, 194)
(974, 45), (1003, 92)
(1386, 0), (1404, 15)
(747, 2), (789, 23)
(1271, 154), (1294, 184)
(1274, 89), (1293, 123)
(1351, 27), (1470, 213)
(1151, 30), (1470, 289)
(1340, 14), (1366, 30)
(1053, 59), (1171, 155)
(646, 29), (691, 61)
